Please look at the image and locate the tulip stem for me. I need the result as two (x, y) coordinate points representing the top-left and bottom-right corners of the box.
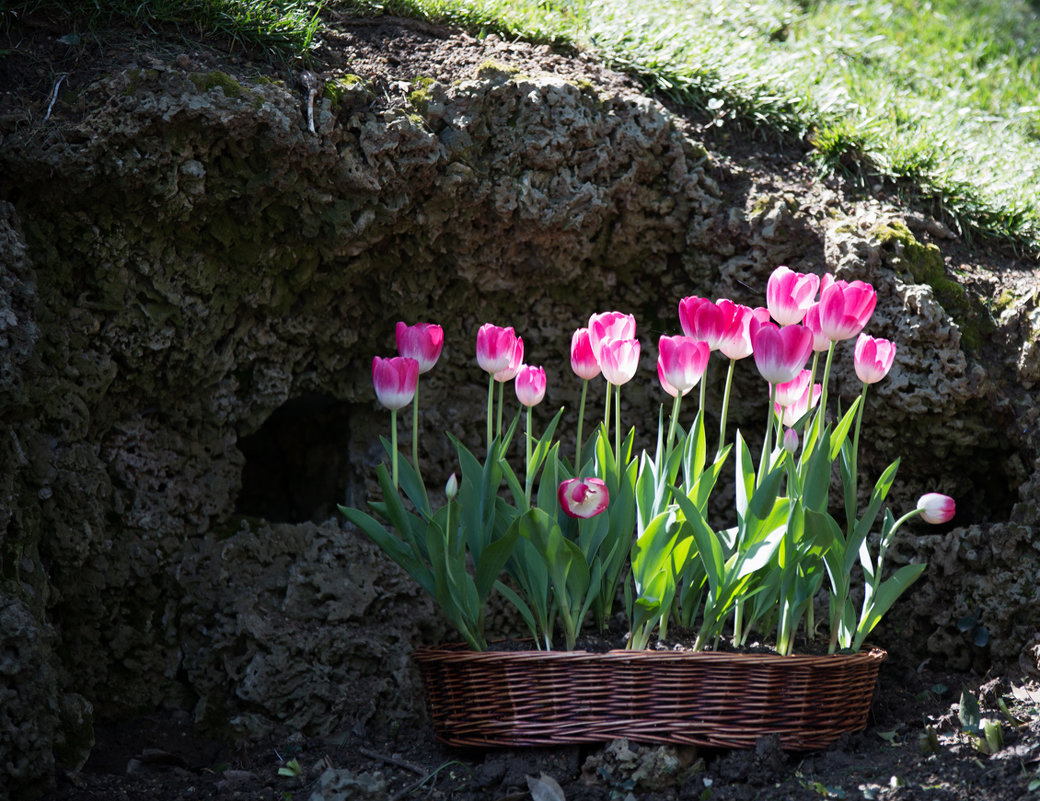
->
(390, 408), (399, 489)
(666, 394), (682, 461)
(575, 379), (588, 473)
(717, 358), (735, 459)
(758, 383), (777, 487)
(525, 406), (533, 507)
(615, 384), (622, 466)
(497, 381), (504, 443)
(486, 375), (495, 456)
(846, 382), (868, 531)
(411, 383), (421, 480)
(814, 342), (837, 442)
(604, 377), (612, 439)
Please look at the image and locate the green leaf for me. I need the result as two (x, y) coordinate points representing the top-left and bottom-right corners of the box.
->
(828, 395), (861, 462)
(852, 562), (926, 649)
(734, 431), (755, 520)
(959, 687), (982, 734)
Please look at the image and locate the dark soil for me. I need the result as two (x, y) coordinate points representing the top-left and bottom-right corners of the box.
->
(5, 5), (1040, 801)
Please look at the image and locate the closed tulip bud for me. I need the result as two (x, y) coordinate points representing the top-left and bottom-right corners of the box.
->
(854, 333), (896, 384)
(783, 428), (799, 455)
(493, 336), (524, 382)
(678, 295), (725, 350)
(717, 299), (755, 360)
(570, 328), (601, 380)
(750, 321), (813, 385)
(819, 278), (877, 341)
(599, 338), (640, 386)
(558, 477), (610, 519)
(476, 323), (519, 375)
(767, 265), (820, 326)
(515, 364), (547, 407)
(658, 335), (710, 396)
(372, 356), (419, 410)
(588, 311), (636, 363)
(917, 493), (955, 524)
(396, 322), (444, 373)
(445, 473), (458, 500)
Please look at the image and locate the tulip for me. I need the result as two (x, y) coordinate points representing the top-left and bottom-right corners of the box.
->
(750, 322), (813, 386)
(396, 321), (444, 477)
(600, 338), (640, 386)
(678, 296), (725, 350)
(854, 333), (896, 384)
(917, 493), (956, 524)
(657, 361), (681, 398)
(803, 304), (831, 353)
(819, 278), (877, 341)
(515, 364), (546, 504)
(372, 355), (419, 488)
(774, 369), (812, 408)
(657, 336), (710, 396)
(766, 265), (820, 326)
(775, 381), (822, 429)
(717, 300), (756, 361)
(476, 323), (522, 452)
(515, 364), (546, 407)
(372, 356), (419, 410)
(588, 311), (636, 362)
(558, 477), (610, 519)
(570, 327), (600, 470)
(476, 324), (519, 375)
(783, 428), (799, 455)
(570, 328), (601, 380)
(396, 321), (444, 373)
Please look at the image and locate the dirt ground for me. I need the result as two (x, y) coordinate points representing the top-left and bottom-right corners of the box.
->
(4, 5), (1040, 800)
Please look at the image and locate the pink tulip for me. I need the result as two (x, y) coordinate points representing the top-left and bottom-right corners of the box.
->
(803, 304), (831, 353)
(854, 333), (896, 384)
(774, 369), (812, 407)
(395, 322), (444, 373)
(717, 299), (756, 360)
(588, 311), (636, 363)
(599, 338), (640, 386)
(752, 306), (772, 324)
(515, 365), (547, 407)
(819, 278), (877, 341)
(766, 266), (820, 326)
(657, 361), (681, 398)
(493, 336), (524, 382)
(558, 477), (610, 519)
(775, 381), (822, 428)
(783, 428), (799, 455)
(372, 356), (419, 410)
(476, 324), (520, 375)
(570, 328), (601, 380)
(750, 322), (813, 385)
(678, 296), (725, 350)
(917, 493), (955, 524)
(658, 335), (710, 396)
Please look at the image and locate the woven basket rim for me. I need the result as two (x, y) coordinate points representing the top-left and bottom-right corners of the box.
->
(414, 642), (888, 666)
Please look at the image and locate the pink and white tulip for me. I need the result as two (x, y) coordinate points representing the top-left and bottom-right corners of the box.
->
(854, 333), (896, 384)
(802, 304), (831, 353)
(395, 322), (444, 373)
(588, 311), (636, 363)
(558, 477), (610, 519)
(599, 338), (640, 386)
(917, 493), (955, 524)
(372, 356), (419, 410)
(494, 336), (524, 382)
(766, 266), (820, 326)
(678, 296), (725, 350)
(476, 324), (520, 375)
(657, 335), (710, 396)
(819, 277), (877, 341)
(775, 381), (822, 428)
(717, 299), (756, 360)
(774, 369), (812, 407)
(749, 321), (813, 385)
(515, 365), (547, 407)
(570, 328), (601, 380)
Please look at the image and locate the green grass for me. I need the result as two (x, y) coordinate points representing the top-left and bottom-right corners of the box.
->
(9, 0), (1040, 252)
(3, 1), (325, 59)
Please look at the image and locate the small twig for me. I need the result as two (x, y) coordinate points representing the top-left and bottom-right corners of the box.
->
(358, 747), (426, 776)
(43, 74), (67, 123)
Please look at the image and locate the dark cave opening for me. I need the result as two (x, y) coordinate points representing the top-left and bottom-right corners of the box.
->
(235, 393), (356, 524)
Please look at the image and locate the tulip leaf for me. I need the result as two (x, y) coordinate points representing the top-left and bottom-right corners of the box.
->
(380, 435), (431, 518)
(734, 431), (755, 521)
(338, 504), (435, 597)
(828, 395), (862, 463)
(852, 562), (927, 650)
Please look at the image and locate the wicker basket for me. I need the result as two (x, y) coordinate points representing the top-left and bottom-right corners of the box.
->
(414, 645), (886, 750)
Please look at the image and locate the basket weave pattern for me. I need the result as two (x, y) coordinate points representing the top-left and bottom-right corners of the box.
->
(415, 646), (886, 750)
